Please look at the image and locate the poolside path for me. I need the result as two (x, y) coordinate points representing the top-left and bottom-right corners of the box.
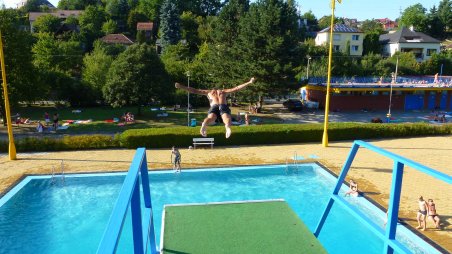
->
(1, 136), (451, 252)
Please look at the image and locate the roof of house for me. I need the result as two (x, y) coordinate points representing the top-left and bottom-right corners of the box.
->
(137, 22), (154, 31)
(100, 34), (134, 45)
(29, 10), (83, 22)
(319, 24), (362, 33)
(379, 27), (440, 44)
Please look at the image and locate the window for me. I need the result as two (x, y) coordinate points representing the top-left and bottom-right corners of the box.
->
(333, 34), (341, 41)
(427, 49), (437, 56)
(352, 35), (359, 40)
(351, 45), (359, 52)
(333, 45), (340, 51)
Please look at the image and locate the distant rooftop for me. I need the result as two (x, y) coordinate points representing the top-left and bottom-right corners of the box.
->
(319, 24), (362, 33)
(29, 10), (83, 22)
(379, 27), (440, 44)
(136, 22), (154, 31)
(100, 34), (134, 45)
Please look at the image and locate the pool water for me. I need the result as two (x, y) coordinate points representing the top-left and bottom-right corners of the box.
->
(0, 164), (438, 254)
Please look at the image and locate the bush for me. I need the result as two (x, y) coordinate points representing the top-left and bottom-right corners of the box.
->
(0, 135), (118, 152)
(119, 123), (452, 149)
(1, 123), (450, 152)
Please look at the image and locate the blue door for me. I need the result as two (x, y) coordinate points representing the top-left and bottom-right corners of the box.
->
(428, 93), (436, 110)
(439, 92), (447, 110)
(405, 95), (424, 110)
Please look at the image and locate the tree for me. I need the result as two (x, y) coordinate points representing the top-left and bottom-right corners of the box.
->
(231, 0), (301, 106)
(0, 9), (37, 124)
(103, 44), (171, 114)
(33, 14), (62, 34)
(176, 0), (224, 17)
(399, 4), (428, 32)
(180, 11), (201, 55)
(300, 10), (319, 33)
(78, 5), (106, 50)
(102, 19), (117, 34)
(318, 15), (344, 30)
(211, 0), (249, 46)
(58, 0), (99, 10)
(363, 33), (381, 55)
(136, 0), (164, 21)
(82, 44), (113, 100)
(426, 6), (445, 39)
(437, 0), (452, 31)
(360, 19), (384, 34)
(21, 0), (51, 12)
(159, 0), (181, 49)
(127, 9), (148, 36)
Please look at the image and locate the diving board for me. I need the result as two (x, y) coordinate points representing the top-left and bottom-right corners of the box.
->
(161, 200), (326, 254)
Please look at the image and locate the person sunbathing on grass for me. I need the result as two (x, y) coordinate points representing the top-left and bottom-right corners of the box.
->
(175, 77), (255, 138)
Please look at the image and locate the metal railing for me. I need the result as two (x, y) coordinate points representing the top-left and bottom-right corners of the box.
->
(97, 148), (157, 254)
(314, 140), (451, 254)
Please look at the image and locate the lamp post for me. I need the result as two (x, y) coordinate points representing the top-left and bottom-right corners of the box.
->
(306, 55), (312, 79)
(387, 56), (399, 123)
(186, 71), (190, 126)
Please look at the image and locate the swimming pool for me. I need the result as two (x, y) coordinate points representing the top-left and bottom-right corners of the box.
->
(0, 164), (440, 254)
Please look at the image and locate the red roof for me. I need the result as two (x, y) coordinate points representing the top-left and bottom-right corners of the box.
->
(100, 34), (134, 45)
(137, 22), (154, 31)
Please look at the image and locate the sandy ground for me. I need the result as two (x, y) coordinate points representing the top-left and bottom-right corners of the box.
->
(0, 136), (451, 252)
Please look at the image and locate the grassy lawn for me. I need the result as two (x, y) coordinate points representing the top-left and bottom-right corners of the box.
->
(4, 105), (282, 134)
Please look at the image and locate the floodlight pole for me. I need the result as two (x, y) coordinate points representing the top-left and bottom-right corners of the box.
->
(0, 30), (16, 160)
(306, 55), (311, 79)
(387, 57), (398, 123)
(322, 0), (340, 147)
(186, 71), (190, 127)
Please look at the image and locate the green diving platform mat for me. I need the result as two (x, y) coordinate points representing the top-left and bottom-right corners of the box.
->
(160, 200), (327, 254)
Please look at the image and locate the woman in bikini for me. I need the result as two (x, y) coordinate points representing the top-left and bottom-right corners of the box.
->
(416, 196), (427, 231)
(427, 199), (441, 229)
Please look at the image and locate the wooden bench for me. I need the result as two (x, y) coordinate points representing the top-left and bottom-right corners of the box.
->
(193, 138), (214, 149)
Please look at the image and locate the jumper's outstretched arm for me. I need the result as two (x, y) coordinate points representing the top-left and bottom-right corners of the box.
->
(175, 82), (210, 95)
(223, 77), (256, 93)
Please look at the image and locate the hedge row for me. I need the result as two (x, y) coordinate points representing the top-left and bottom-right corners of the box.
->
(119, 123), (452, 148)
(0, 135), (118, 153)
(1, 123), (451, 152)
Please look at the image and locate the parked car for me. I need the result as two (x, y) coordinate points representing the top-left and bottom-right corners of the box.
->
(283, 99), (303, 111)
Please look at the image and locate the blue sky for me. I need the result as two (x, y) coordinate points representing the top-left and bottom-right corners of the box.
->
(2, 0), (441, 21)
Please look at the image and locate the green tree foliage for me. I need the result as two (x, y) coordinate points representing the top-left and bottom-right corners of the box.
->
(399, 4), (428, 32)
(318, 15), (344, 30)
(300, 10), (319, 37)
(231, 0), (301, 104)
(363, 33), (381, 55)
(79, 5), (106, 50)
(359, 19), (384, 34)
(159, 0), (181, 49)
(0, 9), (37, 121)
(210, 0), (249, 46)
(21, 0), (52, 12)
(33, 14), (62, 34)
(437, 0), (452, 31)
(58, 0), (99, 10)
(102, 19), (117, 34)
(136, 0), (163, 21)
(180, 11), (201, 55)
(426, 6), (444, 39)
(127, 9), (148, 36)
(103, 44), (171, 114)
(82, 44), (113, 100)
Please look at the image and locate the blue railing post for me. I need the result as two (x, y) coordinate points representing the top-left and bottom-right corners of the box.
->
(131, 178), (144, 254)
(385, 161), (404, 254)
(314, 142), (361, 237)
(97, 148), (157, 254)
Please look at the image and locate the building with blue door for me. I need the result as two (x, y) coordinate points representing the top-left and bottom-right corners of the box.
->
(305, 76), (452, 111)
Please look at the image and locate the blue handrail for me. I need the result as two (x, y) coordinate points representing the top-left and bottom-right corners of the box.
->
(314, 140), (451, 254)
(97, 148), (157, 254)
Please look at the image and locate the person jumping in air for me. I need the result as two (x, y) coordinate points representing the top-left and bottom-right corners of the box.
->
(175, 77), (255, 138)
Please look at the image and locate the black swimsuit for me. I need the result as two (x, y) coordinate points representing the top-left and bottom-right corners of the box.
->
(208, 104), (231, 119)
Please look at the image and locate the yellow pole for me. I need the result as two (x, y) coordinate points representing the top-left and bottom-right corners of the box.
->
(0, 30), (17, 160)
(322, 0), (338, 147)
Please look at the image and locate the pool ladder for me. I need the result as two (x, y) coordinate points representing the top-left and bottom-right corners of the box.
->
(285, 152), (299, 172)
(51, 160), (65, 184)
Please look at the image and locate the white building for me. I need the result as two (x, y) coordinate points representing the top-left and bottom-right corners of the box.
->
(315, 24), (364, 56)
(379, 27), (441, 62)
